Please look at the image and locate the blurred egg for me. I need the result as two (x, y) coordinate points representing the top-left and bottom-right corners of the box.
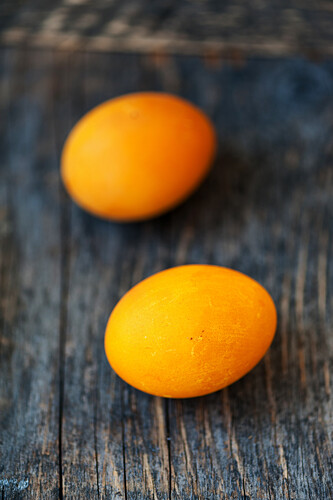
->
(104, 265), (277, 398)
(61, 92), (216, 221)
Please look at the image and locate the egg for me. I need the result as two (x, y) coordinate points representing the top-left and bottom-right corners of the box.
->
(61, 92), (216, 221)
(104, 265), (277, 398)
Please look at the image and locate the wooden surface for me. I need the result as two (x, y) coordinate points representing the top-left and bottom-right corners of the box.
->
(0, 0), (333, 57)
(0, 46), (333, 499)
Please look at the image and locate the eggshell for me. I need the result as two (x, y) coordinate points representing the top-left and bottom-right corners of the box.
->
(61, 92), (216, 221)
(104, 265), (277, 398)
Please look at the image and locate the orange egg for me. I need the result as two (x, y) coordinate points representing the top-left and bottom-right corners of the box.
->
(61, 92), (216, 221)
(104, 265), (277, 398)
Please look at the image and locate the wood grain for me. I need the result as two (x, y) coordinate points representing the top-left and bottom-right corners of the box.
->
(0, 48), (61, 498)
(0, 1), (333, 57)
(0, 48), (333, 499)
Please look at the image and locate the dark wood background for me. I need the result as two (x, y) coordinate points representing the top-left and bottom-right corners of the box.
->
(1, 0), (333, 57)
(0, 2), (333, 499)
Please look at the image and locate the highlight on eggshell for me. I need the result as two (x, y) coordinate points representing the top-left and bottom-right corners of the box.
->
(104, 265), (277, 398)
(61, 92), (217, 222)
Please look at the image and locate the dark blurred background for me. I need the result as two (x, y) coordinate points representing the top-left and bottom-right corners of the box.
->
(1, 0), (333, 57)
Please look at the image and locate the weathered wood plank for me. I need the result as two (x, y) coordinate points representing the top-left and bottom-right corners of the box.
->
(0, 48), (333, 499)
(0, 1), (333, 57)
(59, 51), (172, 499)
(164, 56), (333, 500)
(0, 48), (61, 498)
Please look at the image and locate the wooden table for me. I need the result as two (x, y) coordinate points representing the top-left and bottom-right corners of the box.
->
(0, 5), (333, 498)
